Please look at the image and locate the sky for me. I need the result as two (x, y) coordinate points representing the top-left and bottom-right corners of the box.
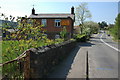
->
(0, 0), (119, 24)
(118, 1), (120, 13)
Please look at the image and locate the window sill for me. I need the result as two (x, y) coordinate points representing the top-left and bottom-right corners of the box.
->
(55, 26), (61, 27)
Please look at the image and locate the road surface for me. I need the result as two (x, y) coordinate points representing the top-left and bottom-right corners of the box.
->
(89, 32), (119, 79)
(47, 32), (119, 79)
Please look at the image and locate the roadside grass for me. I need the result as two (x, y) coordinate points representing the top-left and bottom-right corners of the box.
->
(112, 37), (120, 42)
(106, 30), (120, 42)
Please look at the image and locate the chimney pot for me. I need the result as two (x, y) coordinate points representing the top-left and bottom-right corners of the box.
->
(32, 8), (35, 15)
(71, 6), (74, 14)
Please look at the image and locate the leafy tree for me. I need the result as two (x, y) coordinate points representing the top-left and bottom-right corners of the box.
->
(2, 15), (48, 62)
(109, 13), (120, 40)
(98, 21), (108, 29)
(84, 21), (99, 35)
(75, 2), (92, 34)
(1, 14), (68, 78)
(1, 14), (65, 62)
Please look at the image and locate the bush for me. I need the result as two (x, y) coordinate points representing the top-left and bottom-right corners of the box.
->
(109, 13), (120, 41)
(54, 38), (64, 44)
(60, 26), (68, 40)
(74, 34), (88, 42)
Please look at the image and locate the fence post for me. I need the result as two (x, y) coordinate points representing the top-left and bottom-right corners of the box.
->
(24, 50), (31, 80)
(86, 51), (89, 80)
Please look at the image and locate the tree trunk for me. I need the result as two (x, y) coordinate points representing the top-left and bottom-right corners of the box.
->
(80, 27), (82, 34)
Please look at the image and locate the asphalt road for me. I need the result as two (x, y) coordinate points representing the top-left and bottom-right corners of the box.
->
(89, 32), (119, 79)
(47, 32), (119, 79)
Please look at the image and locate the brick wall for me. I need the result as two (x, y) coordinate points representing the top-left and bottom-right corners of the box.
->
(35, 18), (73, 39)
(36, 18), (73, 32)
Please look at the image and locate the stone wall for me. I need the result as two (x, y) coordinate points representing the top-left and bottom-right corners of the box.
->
(27, 40), (76, 78)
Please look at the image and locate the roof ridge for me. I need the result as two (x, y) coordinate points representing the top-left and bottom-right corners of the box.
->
(37, 13), (71, 14)
(29, 13), (75, 20)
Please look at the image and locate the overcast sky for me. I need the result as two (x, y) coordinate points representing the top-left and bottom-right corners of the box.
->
(0, 0), (119, 24)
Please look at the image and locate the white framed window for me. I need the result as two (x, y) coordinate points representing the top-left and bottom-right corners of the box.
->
(55, 19), (61, 27)
(41, 19), (47, 27)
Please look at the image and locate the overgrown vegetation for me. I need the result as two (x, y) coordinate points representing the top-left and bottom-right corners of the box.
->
(2, 40), (46, 63)
(74, 3), (100, 42)
(74, 34), (86, 42)
(75, 2), (92, 34)
(1, 15), (65, 63)
(74, 21), (99, 42)
(60, 26), (68, 40)
(109, 13), (120, 41)
(1, 14), (72, 79)
(84, 21), (99, 34)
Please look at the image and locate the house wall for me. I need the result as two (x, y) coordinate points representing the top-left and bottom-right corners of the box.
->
(35, 18), (73, 39)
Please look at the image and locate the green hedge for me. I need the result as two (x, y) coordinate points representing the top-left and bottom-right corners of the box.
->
(73, 34), (90, 42)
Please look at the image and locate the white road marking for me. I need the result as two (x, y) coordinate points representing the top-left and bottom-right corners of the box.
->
(100, 33), (120, 52)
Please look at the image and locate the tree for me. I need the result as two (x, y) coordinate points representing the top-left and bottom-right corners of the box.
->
(2, 15), (48, 62)
(84, 21), (99, 35)
(109, 13), (120, 40)
(98, 21), (108, 29)
(75, 3), (92, 34)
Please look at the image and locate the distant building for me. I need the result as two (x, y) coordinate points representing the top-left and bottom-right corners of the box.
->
(28, 7), (75, 39)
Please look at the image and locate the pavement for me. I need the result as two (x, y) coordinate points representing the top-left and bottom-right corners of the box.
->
(47, 32), (119, 79)
(47, 42), (93, 79)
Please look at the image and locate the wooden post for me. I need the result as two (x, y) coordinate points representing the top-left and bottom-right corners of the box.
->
(24, 50), (30, 80)
(86, 51), (89, 80)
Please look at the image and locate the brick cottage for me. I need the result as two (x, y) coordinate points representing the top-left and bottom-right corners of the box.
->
(28, 7), (75, 39)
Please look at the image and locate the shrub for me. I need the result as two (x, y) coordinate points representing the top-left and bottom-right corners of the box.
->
(60, 26), (68, 40)
(2, 16), (49, 62)
(109, 13), (120, 41)
(74, 34), (87, 42)
(54, 38), (64, 44)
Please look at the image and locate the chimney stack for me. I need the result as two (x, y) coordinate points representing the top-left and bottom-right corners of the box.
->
(71, 6), (74, 14)
(32, 8), (35, 15)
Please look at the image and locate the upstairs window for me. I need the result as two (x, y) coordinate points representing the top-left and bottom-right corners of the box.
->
(55, 19), (61, 27)
(41, 19), (47, 27)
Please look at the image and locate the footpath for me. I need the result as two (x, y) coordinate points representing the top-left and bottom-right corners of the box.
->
(47, 42), (93, 79)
